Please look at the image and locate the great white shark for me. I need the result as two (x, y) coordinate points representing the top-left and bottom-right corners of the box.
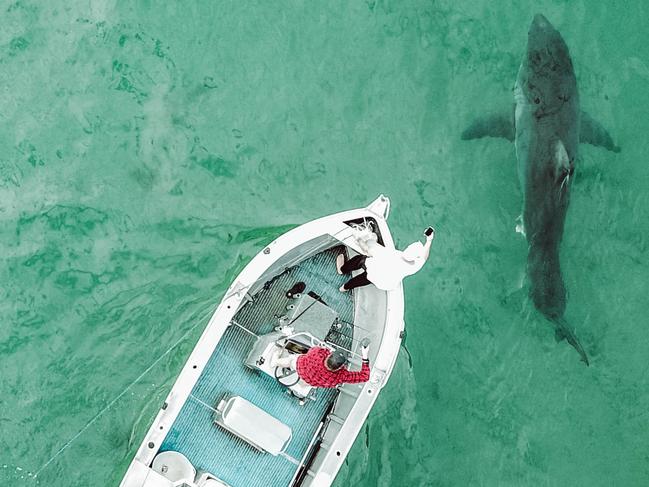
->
(462, 14), (619, 365)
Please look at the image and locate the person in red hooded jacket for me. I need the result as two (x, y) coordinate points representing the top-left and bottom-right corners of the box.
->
(271, 342), (370, 388)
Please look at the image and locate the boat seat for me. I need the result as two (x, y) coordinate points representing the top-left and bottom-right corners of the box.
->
(214, 395), (292, 455)
(244, 332), (316, 400)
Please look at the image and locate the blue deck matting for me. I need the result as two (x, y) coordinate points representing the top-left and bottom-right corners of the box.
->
(160, 247), (354, 486)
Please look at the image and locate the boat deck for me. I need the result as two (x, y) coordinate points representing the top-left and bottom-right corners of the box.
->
(160, 247), (354, 487)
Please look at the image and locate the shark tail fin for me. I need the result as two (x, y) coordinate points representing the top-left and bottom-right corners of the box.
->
(554, 318), (590, 366)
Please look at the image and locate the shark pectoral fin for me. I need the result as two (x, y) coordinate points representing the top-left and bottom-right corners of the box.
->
(580, 111), (621, 153)
(461, 112), (514, 141)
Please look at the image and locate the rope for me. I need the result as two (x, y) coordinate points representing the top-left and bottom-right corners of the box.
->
(230, 320), (259, 337)
(189, 394), (219, 414)
(33, 319), (203, 478)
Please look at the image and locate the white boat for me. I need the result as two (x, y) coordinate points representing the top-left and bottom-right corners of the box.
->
(120, 195), (405, 487)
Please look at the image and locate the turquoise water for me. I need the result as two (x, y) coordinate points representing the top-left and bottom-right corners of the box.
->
(1, 1), (648, 486)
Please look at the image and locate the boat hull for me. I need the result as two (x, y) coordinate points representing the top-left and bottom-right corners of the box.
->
(120, 195), (404, 487)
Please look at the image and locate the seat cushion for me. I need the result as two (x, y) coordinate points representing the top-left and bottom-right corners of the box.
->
(215, 395), (292, 455)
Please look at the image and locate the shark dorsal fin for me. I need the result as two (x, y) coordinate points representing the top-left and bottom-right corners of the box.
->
(554, 140), (573, 191)
(554, 140), (569, 169)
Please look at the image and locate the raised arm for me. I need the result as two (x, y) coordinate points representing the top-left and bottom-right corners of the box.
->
(339, 342), (371, 384)
(422, 227), (435, 260)
(340, 360), (370, 384)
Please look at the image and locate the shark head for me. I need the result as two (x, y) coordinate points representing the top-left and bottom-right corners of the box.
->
(522, 14), (577, 118)
(519, 18), (579, 248)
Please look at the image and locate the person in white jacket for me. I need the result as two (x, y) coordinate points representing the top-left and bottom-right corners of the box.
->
(337, 227), (435, 292)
